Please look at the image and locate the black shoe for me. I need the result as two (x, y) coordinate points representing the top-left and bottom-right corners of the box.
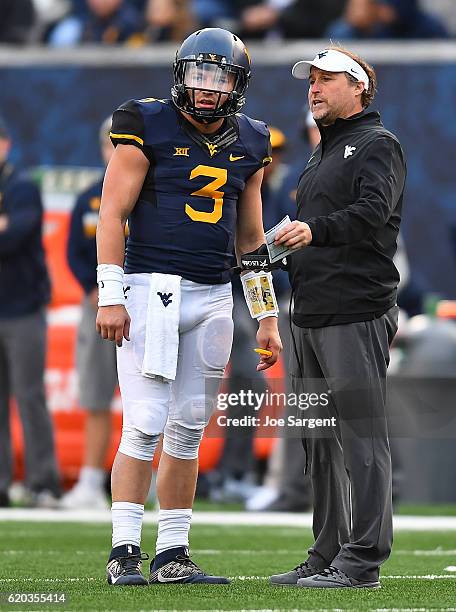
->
(297, 566), (381, 589)
(149, 546), (230, 584)
(106, 544), (149, 586)
(270, 559), (322, 586)
(0, 491), (10, 507)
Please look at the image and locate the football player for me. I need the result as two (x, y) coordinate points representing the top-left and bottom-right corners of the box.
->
(96, 28), (282, 586)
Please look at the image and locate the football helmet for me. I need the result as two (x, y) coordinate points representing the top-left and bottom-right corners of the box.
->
(172, 28), (251, 123)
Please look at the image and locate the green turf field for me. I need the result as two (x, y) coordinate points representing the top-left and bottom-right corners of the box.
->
(1, 522), (456, 611)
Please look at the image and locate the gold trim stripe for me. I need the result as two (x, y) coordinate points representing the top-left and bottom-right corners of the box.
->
(110, 132), (144, 146)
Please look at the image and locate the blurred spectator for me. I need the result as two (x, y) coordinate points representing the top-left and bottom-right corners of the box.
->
(61, 117), (118, 510)
(81, 0), (146, 44)
(0, 0), (36, 44)
(32, 0), (72, 43)
(0, 115), (60, 508)
(395, 234), (424, 317)
(192, 0), (237, 29)
(239, 0), (346, 39)
(49, 0), (146, 46)
(327, 0), (448, 39)
(246, 116), (317, 513)
(206, 127), (291, 503)
(145, 0), (195, 42)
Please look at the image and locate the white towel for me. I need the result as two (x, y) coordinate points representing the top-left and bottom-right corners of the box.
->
(141, 273), (181, 382)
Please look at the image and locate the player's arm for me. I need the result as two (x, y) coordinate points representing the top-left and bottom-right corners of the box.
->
(96, 144), (149, 346)
(236, 168), (282, 371)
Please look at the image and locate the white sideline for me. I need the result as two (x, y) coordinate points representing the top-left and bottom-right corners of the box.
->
(1, 509), (456, 530)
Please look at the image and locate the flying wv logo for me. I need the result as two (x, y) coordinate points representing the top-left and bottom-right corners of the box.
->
(206, 142), (218, 157)
(344, 145), (356, 159)
(157, 292), (173, 307)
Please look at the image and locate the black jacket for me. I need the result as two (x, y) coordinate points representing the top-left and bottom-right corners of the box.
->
(289, 109), (406, 327)
(0, 163), (50, 318)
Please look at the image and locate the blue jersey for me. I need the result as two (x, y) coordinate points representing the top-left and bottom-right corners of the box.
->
(110, 98), (271, 284)
(67, 179), (103, 294)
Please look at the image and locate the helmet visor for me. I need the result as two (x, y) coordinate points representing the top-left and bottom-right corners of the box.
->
(183, 61), (236, 94)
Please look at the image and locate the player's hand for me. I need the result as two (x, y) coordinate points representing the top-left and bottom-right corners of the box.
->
(256, 317), (282, 371)
(274, 221), (312, 250)
(96, 305), (130, 347)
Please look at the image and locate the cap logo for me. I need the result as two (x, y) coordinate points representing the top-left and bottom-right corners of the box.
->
(317, 51), (328, 59)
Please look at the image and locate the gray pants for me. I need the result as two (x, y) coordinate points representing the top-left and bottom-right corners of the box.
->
(0, 310), (60, 494)
(291, 306), (398, 582)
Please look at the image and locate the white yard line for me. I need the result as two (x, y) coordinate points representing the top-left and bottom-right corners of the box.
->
(2, 548), (456, 557)
(1, 575), (456, 583)
(1, 509), (456, 531)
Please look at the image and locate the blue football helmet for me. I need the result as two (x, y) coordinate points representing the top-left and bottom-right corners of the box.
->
(172, 28), (251, 123)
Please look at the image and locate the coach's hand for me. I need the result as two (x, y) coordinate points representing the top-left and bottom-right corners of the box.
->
(256, 317), (282, 371)
(96, 305), (130, 347)
(274, 221), (312, 250)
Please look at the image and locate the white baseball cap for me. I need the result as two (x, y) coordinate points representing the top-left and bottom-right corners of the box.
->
(292, 49), (369, 92)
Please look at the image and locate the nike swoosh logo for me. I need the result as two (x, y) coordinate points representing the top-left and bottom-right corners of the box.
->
(229, 154), (244, 162)
(156, 572), (187, 583)
(109, 574), (121, 584)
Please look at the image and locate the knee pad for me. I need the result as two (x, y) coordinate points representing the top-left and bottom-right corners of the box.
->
(118, 426), (161, 461)
(163, 421), (204, 460)
(199, 315), (233, 376)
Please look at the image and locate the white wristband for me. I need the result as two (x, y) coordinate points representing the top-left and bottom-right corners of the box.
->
(241, 271), (279, 320)
(97, 264), (125, 307)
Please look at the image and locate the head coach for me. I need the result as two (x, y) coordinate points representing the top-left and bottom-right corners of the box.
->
(270, 47), (406, 588)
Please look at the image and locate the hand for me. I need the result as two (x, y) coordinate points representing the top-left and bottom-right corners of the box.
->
(274, 221), (312, 250)
(256, 317), (282, 371)
(96, 304), (130, 347)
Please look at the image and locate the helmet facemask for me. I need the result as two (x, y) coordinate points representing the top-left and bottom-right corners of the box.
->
(172, 55), (248, 123)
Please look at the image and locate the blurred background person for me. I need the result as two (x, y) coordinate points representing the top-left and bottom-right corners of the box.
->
(145, 0), (195, 42)
(49, 0), (146, 46)
(239, 0), (346, 40)
(0, 115), (60, 508)
(62, 117), (118, 510)
(206, 126), (292, 503)
(327, 0), (448, 39)
(192, 0), (237, 29)
(246, 116), (318, 512)
(0, 0), (36, 44)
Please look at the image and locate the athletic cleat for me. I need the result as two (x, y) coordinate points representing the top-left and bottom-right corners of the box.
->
(270, 559), (322, 586)
(106, 545), (149, 586)
(297, 566), (381, 589)
(149, 547), (230, 584)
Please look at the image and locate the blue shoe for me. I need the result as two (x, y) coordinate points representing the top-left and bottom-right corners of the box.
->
(106, 544), (149, 586)
(149, 547), (230, 584)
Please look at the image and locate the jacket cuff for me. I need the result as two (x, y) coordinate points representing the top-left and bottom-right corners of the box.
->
(306, 219), (324, 246)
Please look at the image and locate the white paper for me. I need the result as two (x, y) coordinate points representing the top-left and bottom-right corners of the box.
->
(265, 215), (295, 263)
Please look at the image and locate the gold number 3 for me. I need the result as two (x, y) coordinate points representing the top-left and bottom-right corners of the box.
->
(185, 165), (227, 224)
